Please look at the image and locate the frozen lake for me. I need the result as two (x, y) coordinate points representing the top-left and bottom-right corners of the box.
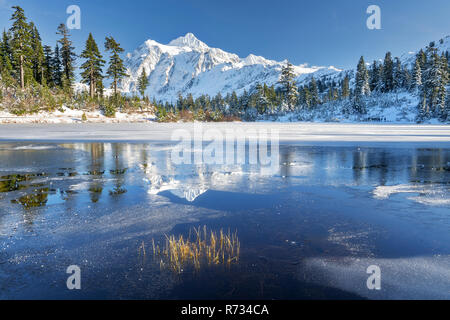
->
(1, 122), (450, 144)
(0, 124), (449, 299)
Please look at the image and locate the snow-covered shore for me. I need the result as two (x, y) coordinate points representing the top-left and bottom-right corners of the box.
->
(0, 122), (449, 145)
(0, 106), (156, 124)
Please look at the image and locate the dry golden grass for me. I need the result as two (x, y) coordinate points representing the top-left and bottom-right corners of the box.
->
(151, 226), (240, 274)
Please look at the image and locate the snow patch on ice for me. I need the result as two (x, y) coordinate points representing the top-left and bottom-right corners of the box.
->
(408, 197), (450, 206)
(373, 184), (425, 199)
(10, 145), (56, 150)
(373, 184), (450, 206)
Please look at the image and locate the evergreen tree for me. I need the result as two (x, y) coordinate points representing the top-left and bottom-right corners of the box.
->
(445, 91), (450, 122)
(239, 89), (250, 112)
(354, 56), (370, 114)
(402, 66), (411, 90)
(375, 63), (384, 92)
(417, 93), (429, 121)
(333, 87), (339, 101)
(393, 57), (403, 90)
(177, 92), (185, 110)
(382, 52), (394, 92)
(212, 92), (225, 112)
(9, 6), (33, 89)
(80, 33), (105, 98)
(0, 30), (13, 78)
(309, 77), (320, 106)
(438, 54), (449, 119)
(278, 61), (298, 111)
(255, 82), (269, 114)
(301, 86), (312, 109)
(105, 36), (128, 97)
(137, 68), (149, 98)
(0, 34), (3, 74)
(52, 44), (63, 87)
(96, 77), (104, 98)
(57, 23), (76, 91)
(416, 49), (427, 70)
(185, 93), (195, 110)
(266, 85), (278, 109)
(369, 61), (379, 92)
(30, 23), (45, 85)
(42, 45), (53, 86)
(229, 91), (239, 113)
(421, 47), (442, 117)
(355, 56), (370, 96)
(341, 75), (350, 99)
(195, 94), (211, 112)
(326, 82), (338, 102)
(412, 58), (422, 90)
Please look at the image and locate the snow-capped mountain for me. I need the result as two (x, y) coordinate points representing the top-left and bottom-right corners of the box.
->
(121, 33), (341, 102)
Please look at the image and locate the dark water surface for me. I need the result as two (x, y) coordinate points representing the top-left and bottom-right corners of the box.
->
(0, 143), (449, 299)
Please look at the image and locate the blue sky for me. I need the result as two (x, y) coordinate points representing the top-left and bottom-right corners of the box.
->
(0, 0), (449, 70)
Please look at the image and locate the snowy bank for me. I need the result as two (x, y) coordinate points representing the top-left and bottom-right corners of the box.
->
(0, 106), (156, 124)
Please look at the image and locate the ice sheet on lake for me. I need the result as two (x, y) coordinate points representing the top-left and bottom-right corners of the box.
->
(327, 227), (374, 257)
(301, 255), (450, 300)
(1, 123), (450, 144)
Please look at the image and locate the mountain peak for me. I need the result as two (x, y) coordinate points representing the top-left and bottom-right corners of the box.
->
(122, 33), (341, 102)
(168, 33), (209, 50)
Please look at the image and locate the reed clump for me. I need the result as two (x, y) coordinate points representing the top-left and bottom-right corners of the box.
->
(152, 226), (240, 274)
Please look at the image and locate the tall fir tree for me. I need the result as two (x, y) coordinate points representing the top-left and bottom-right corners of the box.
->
(56, 23), (76, 92)
(416, 49), (427, 70)
(393, 57), (403, 90)
(438, 53), (449, 119)
(52, 44), (63, 87)
(0, 34), (3, 74)
(300, 86), (312, 109)
(341, 74), (350, 99)
(354, 56), (370, 114)
(309, 77), (320, 106)
(96, 77), (104, 98)
(0, 31), (5, 74)
(9, 6), (33, 89)
(185, 93), (195, 111)
(255, 82), (269, 114)
(239, 89), (250, 111)
(369, 61), (379, 92)
(278, 61), (298, 111)
(421, 47), (442, 117)
(177, 92), (185, 110)
(0, 30), (13, 78)
(229, 91), (239, 113)
(382, 52), (394, 92)
(137, 68), (149, 98)
(104, 36), (128, 97)
(30, 23), (45, 85)
(412, 58), (422, 90)
(80, 33), (105, 98)
(355, 56), (370, 96)
(402, 66), (411, 89)
(42, 45), (54, 86)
